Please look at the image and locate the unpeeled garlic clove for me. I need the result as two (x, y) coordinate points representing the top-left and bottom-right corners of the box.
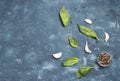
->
(84, 19), (93, 24)
(85, 41), (92, 54)
(52, 52), (62, 59)
(104, 32), (109, 42)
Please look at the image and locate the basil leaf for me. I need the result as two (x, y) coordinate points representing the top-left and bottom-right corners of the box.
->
(77, 66), (93, 78)
(68, 36), (78, 48)
(62, 57), (79, 67)
(77, 70), (83, 78)
(60, 6), (70, 27)
(77, 24), (99, 40)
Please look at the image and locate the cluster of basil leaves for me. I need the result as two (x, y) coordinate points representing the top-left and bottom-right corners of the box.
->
(59, 6), (99, 78)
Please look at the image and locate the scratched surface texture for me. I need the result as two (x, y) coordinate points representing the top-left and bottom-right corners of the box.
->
(0, 0), (120, 81)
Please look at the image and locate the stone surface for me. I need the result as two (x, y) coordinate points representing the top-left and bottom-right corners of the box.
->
(0, 0), (120, 81)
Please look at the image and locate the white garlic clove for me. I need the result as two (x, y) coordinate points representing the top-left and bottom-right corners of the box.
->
(104, 32), (109, 42)
(84, 19), (93, 24)
(85, 41), (92, 54)
(52, 52), (62, 59)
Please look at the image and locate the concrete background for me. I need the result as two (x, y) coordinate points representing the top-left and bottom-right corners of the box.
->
(0, 0), (120, 81)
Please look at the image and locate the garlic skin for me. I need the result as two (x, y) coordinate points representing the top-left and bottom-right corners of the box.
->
(85, 41), (92, 54)
(84, 19), (93, 24)
(104, 32), (109, 42)
(94, 65), (99, 71)
(52, 52), (62, 59)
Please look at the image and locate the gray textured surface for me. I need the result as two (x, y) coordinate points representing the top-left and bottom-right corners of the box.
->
(0, 0), (120, 81)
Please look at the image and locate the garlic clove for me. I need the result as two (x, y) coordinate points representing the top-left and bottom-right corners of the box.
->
(52, 52), (62, 59)
(104, 32), (109, 42)
(84, 19), (93, 24)
(85, 41), (92, 54)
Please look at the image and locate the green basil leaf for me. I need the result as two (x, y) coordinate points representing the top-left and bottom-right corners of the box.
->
(68, 36), (78, 48)
(62, 57), (79, 66)
(77, 24), (99, 40)
(60, 6), (70, 27)
(77, 66), (93, 78)
(76, 70), (83, 78)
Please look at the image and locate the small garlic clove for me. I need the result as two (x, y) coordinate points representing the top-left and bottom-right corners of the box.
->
(84, 19), (93, 24)
(85, 41), (92, 54)
(52, 52), (62, 59)
(104, 32), (109, 42)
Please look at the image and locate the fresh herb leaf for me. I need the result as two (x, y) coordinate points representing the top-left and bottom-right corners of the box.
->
(60, 6), (70, 27)
(77, 70), (83, 78)
(68, 36), (78, 48)
(62, 57), (79, 67)
(79, 66), (93, 76)
(77, 24), (99, 40)
(77, 66), (93, 78)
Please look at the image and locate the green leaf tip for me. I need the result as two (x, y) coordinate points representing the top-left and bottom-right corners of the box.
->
(77, 66), (93, 78)
(60, 6), (70, 27)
